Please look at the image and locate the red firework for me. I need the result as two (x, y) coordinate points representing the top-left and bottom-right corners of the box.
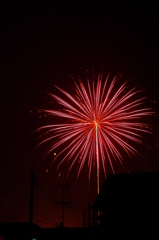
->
(38, 74), (153, 193)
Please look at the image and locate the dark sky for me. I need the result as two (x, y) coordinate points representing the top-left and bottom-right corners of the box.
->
(1, 0), (159, 228)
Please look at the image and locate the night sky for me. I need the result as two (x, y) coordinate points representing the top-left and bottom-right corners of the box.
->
(1, 1), (159, 228)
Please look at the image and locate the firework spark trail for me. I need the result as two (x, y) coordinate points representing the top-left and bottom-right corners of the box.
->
(95, 122), (100, 194)
(38, 74), (153, 193)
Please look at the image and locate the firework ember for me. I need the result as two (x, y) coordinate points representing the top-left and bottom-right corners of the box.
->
(38, 74), (153, 194)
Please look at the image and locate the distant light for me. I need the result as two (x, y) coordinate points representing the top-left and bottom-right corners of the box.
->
(46, 169), (48, 173)
(54, 152), (56, 156)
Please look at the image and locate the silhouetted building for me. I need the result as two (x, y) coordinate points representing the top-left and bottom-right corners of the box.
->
(40, 227), (90, 240)
(0, 223), (91, 240)
(93, 172), (159, 239)
(0, 222), (41, 240)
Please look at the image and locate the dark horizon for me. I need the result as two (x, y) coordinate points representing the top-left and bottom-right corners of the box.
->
(1, 172), (159, 239)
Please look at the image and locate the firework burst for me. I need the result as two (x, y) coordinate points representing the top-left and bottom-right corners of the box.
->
(38, 74), (153, 193)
